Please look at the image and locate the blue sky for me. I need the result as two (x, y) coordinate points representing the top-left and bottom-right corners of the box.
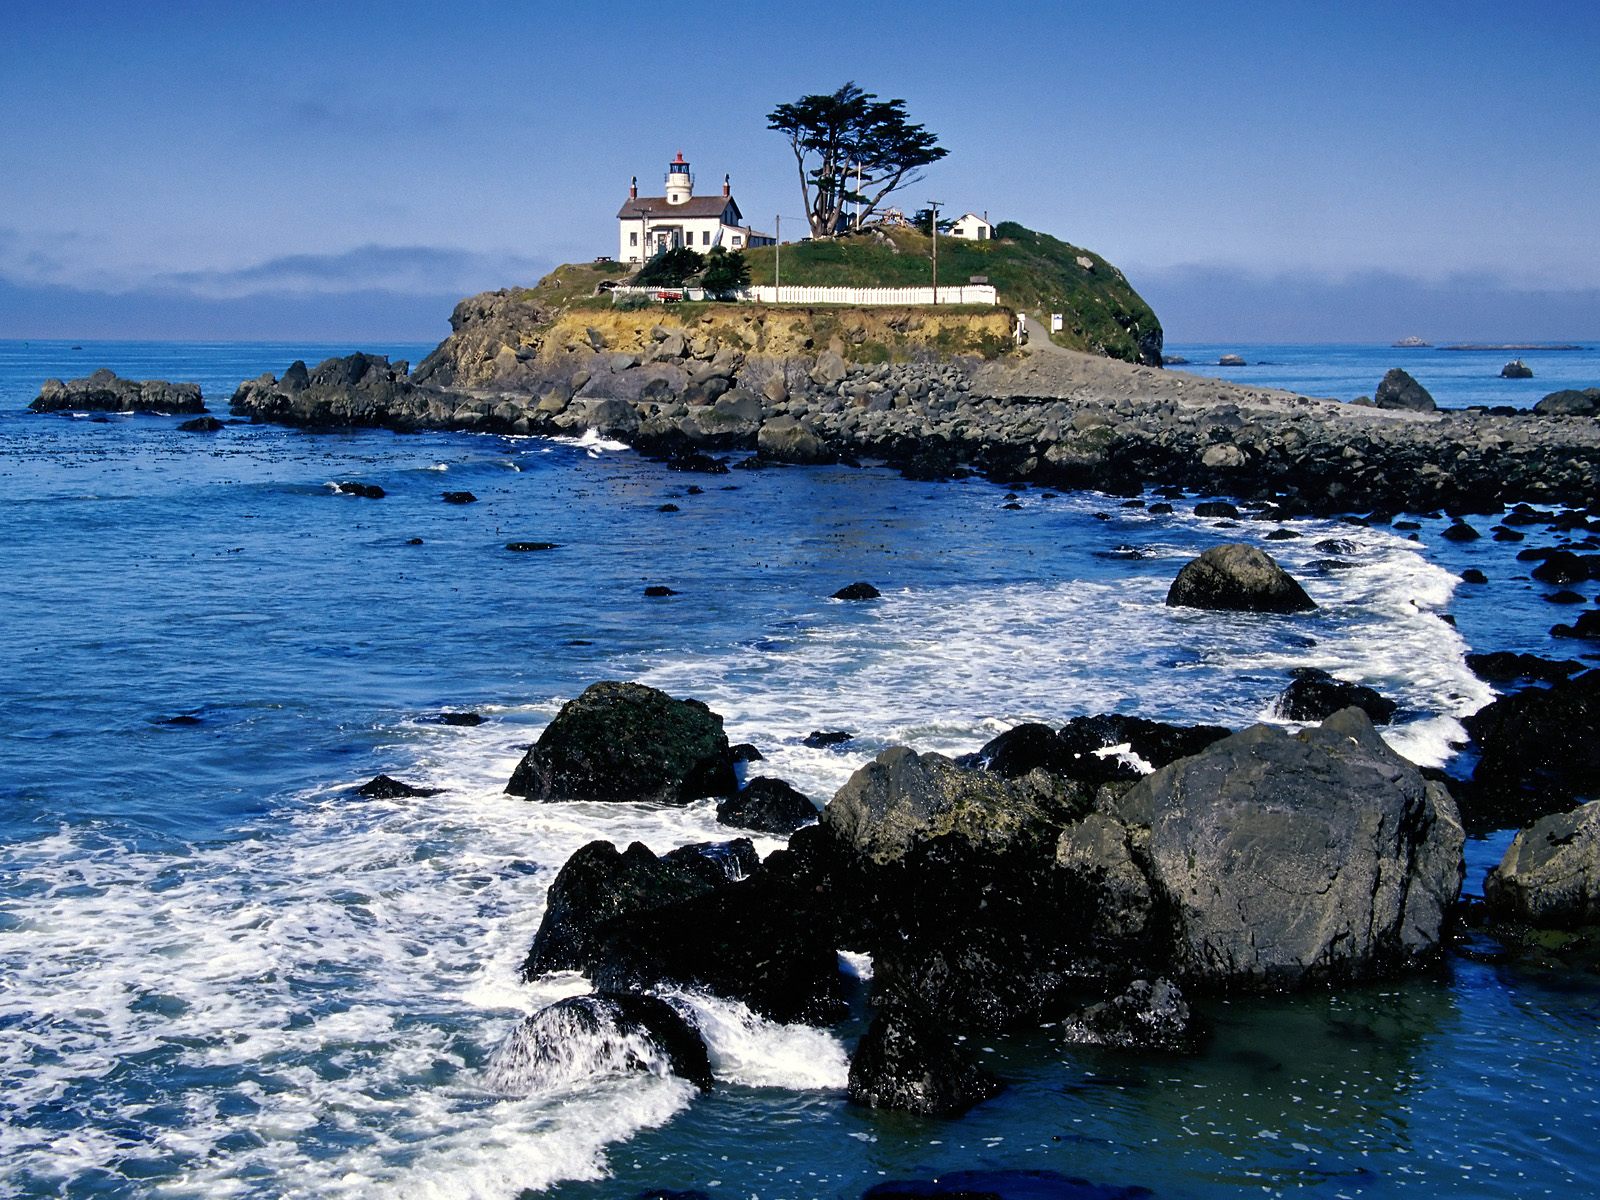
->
(3, 0), (1597, 342)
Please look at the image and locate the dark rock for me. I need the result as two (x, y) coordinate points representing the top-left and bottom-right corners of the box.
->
(864, 1170), (1153, 1200)
(1461, 568), (1489, 583)
(1147, 502), (1174, 514)
(356, 774), (441, 799)
(1374, 368), (1436, 412)
(666, 450), (729, 475)
(524, 838), (758, 976)
(581, 863), (847, 1024)
(657, 503), (680, 512)
(1060, 978), (1198, 1052)
(406, 537), (424, 545)
(644, 585), (679, 597)
(730, 742), (764, 763)
(1552, 610), (1600, 640)
(1275, 667), (1398, 725)
(506, 541), (558, 552)
(1441, 522), (1480, 542)
(490, 992), (713, 1093)
(717, 777), (817, 835)
(1464, 670), (1600, 830)
(963, 716), (1231, 787)
(1217, 354), (1247, 367)
(1500, 360), (1534, 379)
(846, 1008), (1004, 1117)
(1547, 589), (1587, 604)
(1110, 708), (1463, 987)
(832, 582), (882, 601)
(1534, 387), (1600, 417)
(757, 415), (833, 464)
(1314, 538), (1358, 555)
(442, 491), (478, 504)
(804, 730), (853, 748)
(1166, 543), (1316, 613)
(1484, 800), (1600, 929)
(335, 481), (385, 499)
(1193, 500), (1240, 519)
(31, 368), (206, 414)
(1532, 550), (1600, 584)
(430, 711), (484, 727)
(1466, 651), (1584, 685)
(506, 681), (737, 804)
(1265, 528), (1301, 540)
(178, 416), (225, 432)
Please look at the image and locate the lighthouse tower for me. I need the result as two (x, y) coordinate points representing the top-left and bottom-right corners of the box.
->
(665, 152), (694, 205)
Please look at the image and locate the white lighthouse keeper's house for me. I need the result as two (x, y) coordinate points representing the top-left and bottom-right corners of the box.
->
(617, 152), (774, 264)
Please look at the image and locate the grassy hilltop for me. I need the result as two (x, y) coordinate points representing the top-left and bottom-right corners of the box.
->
(739, 222), (1163, 364)
(415, 222), (1162, 386)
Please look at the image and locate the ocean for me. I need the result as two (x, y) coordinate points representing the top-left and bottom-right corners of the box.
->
(1, 338), (1596, 1199)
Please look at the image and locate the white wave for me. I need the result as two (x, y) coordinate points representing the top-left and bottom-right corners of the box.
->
(551, 428), (631, 456)
(661, 990), (849, 1091)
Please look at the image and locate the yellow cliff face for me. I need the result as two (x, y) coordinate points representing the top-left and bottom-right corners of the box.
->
(541, 304), (1017, 362)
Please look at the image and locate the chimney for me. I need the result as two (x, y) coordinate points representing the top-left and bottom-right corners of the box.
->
(722, 174), (730, 198)
(630, 176), (638, 200)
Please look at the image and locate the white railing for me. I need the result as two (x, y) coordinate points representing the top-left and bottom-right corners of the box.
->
(747, 284), (997, 306)
(608, 284), (998, 306)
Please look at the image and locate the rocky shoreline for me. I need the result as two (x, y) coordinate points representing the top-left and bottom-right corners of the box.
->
(224, 342), (1600, 516)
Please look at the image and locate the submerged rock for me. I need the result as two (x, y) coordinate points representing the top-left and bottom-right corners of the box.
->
(1165, 543), (1316, 613)
(356, 774), (441, 799)
(335, 481), (385, 499)
(178, 415), (225, 432)
(1110, 708), (1463, 987)
(1060, 978), (1198, 1052)
(846, 1008), (1004, 1117)
(1485, 800), (1600, 929)
(831, 581), (882, 601)
(488, 992), (713, 1093)
(505, 681), (737, 804)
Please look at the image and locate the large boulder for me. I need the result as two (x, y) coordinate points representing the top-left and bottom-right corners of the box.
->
(506, 681), (737, 804)
(1109, 707), (1464, 987)
(846, 1008), (1004, 1117)
(525, 839), (757, 976)
(488, 992), (713, 1093)
(1165, 543), (1317, 613)
(1374, 368), (1436, 412)
(1533, 387), (1600, 417)
(1463, 670), (1600, 831)
(31, 368), (205, 414)
(757, 415), (832, 464)
(1484, 800), (1600, 929)
(1059, 977), (1198, 1052)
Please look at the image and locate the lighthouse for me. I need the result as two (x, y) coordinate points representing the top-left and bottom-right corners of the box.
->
(615, 152), (775, 264)
(665, 152), (694, 204)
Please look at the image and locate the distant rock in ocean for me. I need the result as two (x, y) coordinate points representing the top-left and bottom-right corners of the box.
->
(1392, 335), (1431, 348)
(1501, 359), (1534, 379)
(32, 368), (205, 414)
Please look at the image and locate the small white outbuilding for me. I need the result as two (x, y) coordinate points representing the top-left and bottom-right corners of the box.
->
(948, 212), (994, 240)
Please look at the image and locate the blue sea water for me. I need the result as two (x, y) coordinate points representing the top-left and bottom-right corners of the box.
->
(1, 339), (1598, 1199)
(1165, 341), (1599, 409)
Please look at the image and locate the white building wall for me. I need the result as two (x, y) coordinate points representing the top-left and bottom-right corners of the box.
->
(949, 213), (993, 240)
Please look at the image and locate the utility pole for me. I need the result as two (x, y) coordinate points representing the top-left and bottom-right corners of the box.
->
(774, 214), (780, 294)
(928, 199), (941, 303)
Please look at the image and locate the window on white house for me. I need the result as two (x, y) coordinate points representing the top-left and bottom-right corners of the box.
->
(702, 231), (710, 245)
(732, 235), (742, 247)
(630, 232), (638, 246)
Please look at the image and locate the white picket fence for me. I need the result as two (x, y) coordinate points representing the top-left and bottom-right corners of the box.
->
(747, 284), (997, 306)
(608, 283), (998, 307)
